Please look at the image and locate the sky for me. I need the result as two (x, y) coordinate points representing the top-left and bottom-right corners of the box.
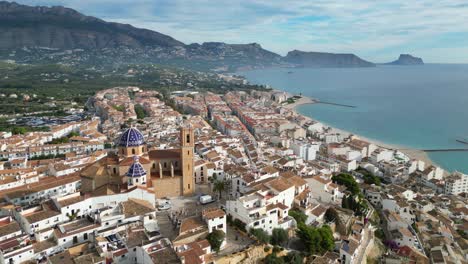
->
(15, 0), (468, 63)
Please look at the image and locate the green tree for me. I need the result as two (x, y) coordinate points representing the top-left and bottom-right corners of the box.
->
(67, 131), (80, 138)
(318, 225), (334, 252)
(212, 177), (227, 199)
(271, 228), (288, 246)
(296, 223), (334, 255)
(250, 228), (270, 244)
(332, 173), (360, 196)
(206, 230), (225, 252)
(264, 253), (285, 264)
(342, 195), (368, 216)
(134, 104), (147, 119)
(12, 127), (27, 135)
(342, 195), (350, 209)
(288, 209), (307, 225)
(283, 251), (303, 264)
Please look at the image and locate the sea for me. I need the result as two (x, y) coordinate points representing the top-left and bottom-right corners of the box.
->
(241, 64), (468, 174)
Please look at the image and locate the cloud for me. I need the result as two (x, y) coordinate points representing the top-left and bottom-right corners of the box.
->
(14, 0), (468, 62)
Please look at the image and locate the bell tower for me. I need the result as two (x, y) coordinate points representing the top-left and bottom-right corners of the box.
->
(180, 126), (195, 196)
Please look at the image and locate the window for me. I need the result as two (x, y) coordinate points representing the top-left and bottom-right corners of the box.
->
(175, 161), (178, 167)
(188, 184), (190, 189)
(84, 233), (88, 240)
(186, 134), (190, 143)
(132, 148), (135, 154)
(164, 162), (167, 168)
(153, 163), (156, 169)
(113, 168), (117, 174)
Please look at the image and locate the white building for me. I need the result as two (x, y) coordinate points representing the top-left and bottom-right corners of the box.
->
(226, 177), (296, 234)
(444, 172), (468, 195)
(290, 141), (319, 161)
(202, 208), (227, 249)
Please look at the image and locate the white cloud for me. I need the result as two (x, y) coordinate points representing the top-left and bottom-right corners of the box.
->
(15, 0), (468, 62)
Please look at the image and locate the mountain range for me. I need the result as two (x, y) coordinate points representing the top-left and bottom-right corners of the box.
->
(0, 1), (423, 71)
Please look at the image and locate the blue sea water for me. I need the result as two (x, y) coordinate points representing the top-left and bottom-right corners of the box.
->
(242, 64), (468, 174)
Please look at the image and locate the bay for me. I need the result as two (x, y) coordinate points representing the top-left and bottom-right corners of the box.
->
(242, 64), (468, 173)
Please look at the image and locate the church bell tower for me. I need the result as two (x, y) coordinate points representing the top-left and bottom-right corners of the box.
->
(180, 126), (195, 196)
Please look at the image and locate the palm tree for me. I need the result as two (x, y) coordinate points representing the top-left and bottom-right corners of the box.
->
(213, 179), (226, 199)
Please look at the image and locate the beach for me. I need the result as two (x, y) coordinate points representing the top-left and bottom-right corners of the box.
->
(288, 95), (435, 167)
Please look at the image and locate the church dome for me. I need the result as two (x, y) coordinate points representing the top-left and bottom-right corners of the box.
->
(119, 127), (145, 147)
(126, 156), (147, 177)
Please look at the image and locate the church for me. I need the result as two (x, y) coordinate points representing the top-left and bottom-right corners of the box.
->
(81, 126), (195, 198)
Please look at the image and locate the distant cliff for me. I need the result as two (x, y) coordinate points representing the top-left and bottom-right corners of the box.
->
(387, 54), (424, 65)
(283, 50), (375, 68)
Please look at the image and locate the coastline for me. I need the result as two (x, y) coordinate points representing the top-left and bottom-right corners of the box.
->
(287, 95), (436, 168)
(283, 95), (316, 109)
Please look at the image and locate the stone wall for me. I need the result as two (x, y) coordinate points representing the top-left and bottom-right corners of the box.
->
(151, 176), (182, 197)
(215, 244), (269, 264)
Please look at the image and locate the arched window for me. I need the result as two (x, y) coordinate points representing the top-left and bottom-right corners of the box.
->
(142, 146), (145, 152)
(164, 162), (167, 168)
(113, 168), (117, 174)
(132, 148), (135, 155)
(152, 163), (156, 169)
(186, 134), (190, 143)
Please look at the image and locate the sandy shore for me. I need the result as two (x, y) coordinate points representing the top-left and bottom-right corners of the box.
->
(287, 95), (435, 167)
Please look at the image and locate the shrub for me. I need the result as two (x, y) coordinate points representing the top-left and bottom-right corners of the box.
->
(296, 224), (334, 255)
(206, 230), (225, 252)
(233, 219), (246, 232)
(264, 253), (285, 264)
(250, 228), (270, 244)
(271, 228), (288, 246)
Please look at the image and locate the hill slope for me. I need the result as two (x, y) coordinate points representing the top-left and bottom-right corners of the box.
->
(0, 1), (184, 49)
(0, 1), (409, 71)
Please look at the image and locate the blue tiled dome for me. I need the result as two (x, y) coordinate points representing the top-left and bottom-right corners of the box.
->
(126, 156), (147, 177)
(119, 127), (145, 147)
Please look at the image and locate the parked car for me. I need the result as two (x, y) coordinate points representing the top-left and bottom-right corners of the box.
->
(199, 195), (215, 205)
(158, 203), (171, 211)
